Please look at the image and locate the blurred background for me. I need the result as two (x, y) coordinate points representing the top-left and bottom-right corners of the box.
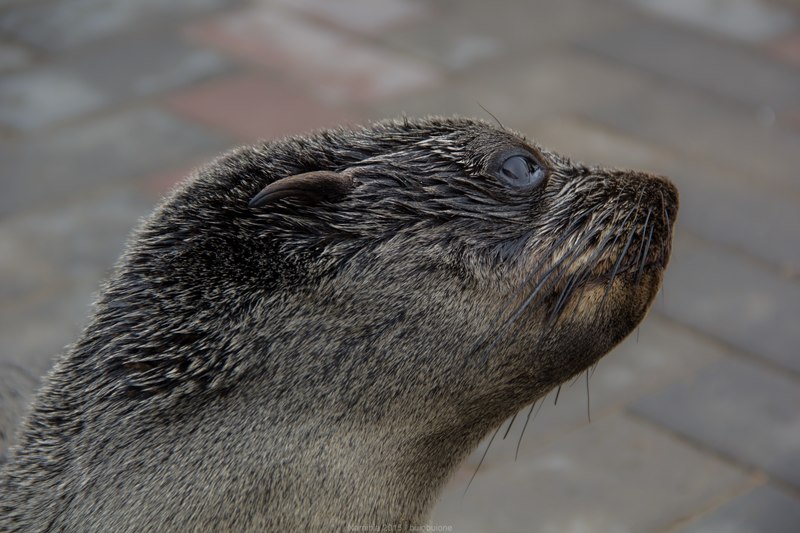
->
(1, 0), (799, 530)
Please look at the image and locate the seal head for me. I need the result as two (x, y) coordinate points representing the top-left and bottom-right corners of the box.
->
(0, 117), (677, 531)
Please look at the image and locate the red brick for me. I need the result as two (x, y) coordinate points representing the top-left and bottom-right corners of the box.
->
(273, 0), (425, 36)
(140, 160), (208, 199)
(767, 30), (800, 68)
(164, 74), (359, 142)
(780, 106), (800, 133)
(186, 7), (441, 104)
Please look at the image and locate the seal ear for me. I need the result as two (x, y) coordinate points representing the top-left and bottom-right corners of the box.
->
(249, 170), (354, 208)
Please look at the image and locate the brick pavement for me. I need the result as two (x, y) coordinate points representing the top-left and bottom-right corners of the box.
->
(1, 0), (799, 530)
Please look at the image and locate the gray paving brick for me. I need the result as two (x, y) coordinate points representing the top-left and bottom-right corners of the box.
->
(373, 50), (649, 124)
(0, 186), (153, 296)
(674, 484), (800, 533)
(667, 167), (800, 277)
(0, 0), (241, 52)
(0, 106), (231, 216)
(0, 34), (230, 132)
(0, 284), (93, 374)
(626, 0), (796, 43)
(274, 0), (424, 37)
(62, 31), (230, 100)
(655, 235), (800, 374)
(583, 22), (800, 110)
(432, 414), (748, 533)
(188, 6), (442, 105)
(529, 117), (800, 274)
(774, 0), (800, 11)
(0, 232), (59, 302)
(583, 71), (800, 196)
(385, 28), (503, 72)
(0, 68), (109, 132)
(463, 315), (725, 469)
(0, 42), (32, 71)
(383, 0), (633, 71)
(0, 188), (139, 374)
(632, 357), (800, 489)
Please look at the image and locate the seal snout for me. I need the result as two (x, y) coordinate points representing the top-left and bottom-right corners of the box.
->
(637, 173), (679, 266)
(642, 173), (679, 228)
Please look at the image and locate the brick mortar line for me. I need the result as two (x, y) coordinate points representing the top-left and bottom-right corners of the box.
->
(450, 408), (758, 533)
(653, 477), (760, 533)
(651, 304), (800, 385)
(624, 408), (800, 500)
(462, 401), (768, 527)
(624, 407), (760, 476)
(580, 2), (800, 88)
(674, 226), (799, 287)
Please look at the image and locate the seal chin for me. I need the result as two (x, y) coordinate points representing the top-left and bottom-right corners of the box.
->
(545, 268), (663, 366)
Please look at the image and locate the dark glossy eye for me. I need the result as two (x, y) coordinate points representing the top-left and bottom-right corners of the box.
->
(499, 155), (546, 189)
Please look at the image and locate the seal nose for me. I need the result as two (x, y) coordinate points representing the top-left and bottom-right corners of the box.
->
(653, 175), (679, 227)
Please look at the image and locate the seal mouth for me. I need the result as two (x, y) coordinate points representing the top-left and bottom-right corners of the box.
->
(517, 183), (677, 329)
(538, 239), (670, 327)
(588, 237), (671, 284)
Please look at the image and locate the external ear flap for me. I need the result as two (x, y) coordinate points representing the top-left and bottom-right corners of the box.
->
(249, 170), (354, 208)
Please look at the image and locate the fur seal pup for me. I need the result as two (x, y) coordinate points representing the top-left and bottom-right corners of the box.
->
(0, 116), (677, 531)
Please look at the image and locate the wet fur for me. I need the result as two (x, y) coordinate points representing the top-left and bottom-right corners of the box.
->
(0, 117), (677, 531)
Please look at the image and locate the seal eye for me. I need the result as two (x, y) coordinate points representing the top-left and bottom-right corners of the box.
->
(499, 155), (546, 189)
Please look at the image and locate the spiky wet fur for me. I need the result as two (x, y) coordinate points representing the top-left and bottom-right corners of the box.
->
(0, 116), (678, 531)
